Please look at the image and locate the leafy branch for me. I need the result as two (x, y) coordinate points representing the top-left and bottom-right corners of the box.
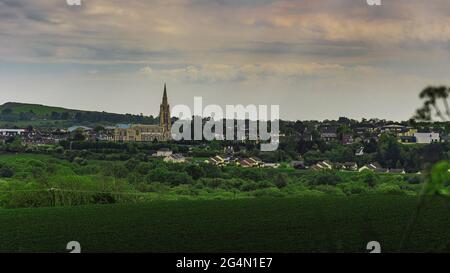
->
(414, 86), (450, 122)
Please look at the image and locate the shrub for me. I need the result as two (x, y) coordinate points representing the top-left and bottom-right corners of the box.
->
(73, 157), (88, 166)
(311, 171), (342, 186)
(252, 187), (285, 198)
(0, 165), (14, 178)
(359, 170), (378, 187)
(314, 185), (345, 196)
(338, 182), (370, 195)
(375, 183), (405, 195)
(274, 173), (289, 188)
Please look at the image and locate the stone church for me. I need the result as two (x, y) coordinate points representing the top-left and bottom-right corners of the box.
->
(114, 84), (172, 142)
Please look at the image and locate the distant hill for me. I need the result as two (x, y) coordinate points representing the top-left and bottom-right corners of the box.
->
(0, 102), (159, 128)
(0, 102), (81, 116)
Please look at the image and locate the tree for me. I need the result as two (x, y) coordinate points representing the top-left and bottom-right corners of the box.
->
(415, 86), (450, 121)
(0, 165), (14, 178)
(185, 164), (205, 180)
(376, 134), (401, 168)
(72, 129), (85, 141)
(274, 173), (289, 188)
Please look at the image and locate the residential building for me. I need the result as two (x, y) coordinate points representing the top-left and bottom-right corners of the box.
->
(291, 161), (306, 169)
(155, 148), (172, 157)
(398, 127), (418, 137)
(238, 157), (263, 168)
(341, 133), (354, 145)
(163, 154), (186, 163)
(320, 125), (338, 142)
(206, 155), (226, 166)
(380, 124), (406, 134)
(311, 161), (333, 171)
(0, 129), (26, 137)
(358, 163), (386, 173)
(355, 147), (364, 156)
(388, 169), (406, 174)
(414, 132), (440, 144)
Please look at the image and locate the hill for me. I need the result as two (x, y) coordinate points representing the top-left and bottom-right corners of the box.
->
(0, 102), (159, 128)
(0, 196), (449, 253)
(0, 102), (80, 116)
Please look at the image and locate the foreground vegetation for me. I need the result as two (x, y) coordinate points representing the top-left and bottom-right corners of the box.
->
(0, 152), (430, 208)
(0, 196), (449, 253)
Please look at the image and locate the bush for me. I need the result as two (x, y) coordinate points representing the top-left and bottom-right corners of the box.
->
(359, 170), (378, 187)
(73, 157), (88, 166)
(338, 182), (371, 195)
(0, 165), (14, 178)
(252, 187), (285, 198)
(274, 173), (289, 188)
(311, 171), (342, 186)
(406, 175), (423, 185)
(375, 183), (405, 195)
(314, 185), (345, 196)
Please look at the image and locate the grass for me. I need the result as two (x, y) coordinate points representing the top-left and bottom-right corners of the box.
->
(0, 195), (449, 253)
(0, 153), (53, 162)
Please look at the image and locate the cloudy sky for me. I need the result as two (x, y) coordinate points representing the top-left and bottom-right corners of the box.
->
(1, 0), (450, 121)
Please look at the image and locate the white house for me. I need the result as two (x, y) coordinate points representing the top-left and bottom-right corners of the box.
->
(0, 129), (26, 137)
(413, 132), (440, 144)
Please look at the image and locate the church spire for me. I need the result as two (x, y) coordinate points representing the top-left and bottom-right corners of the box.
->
(163, 83), (168, 104)
(160, 83), (171, 136)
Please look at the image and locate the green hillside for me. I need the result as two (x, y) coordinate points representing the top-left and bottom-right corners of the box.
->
(0, 196), (449, 253)
(0, 102), (79, 116)
(0, 102), (159, 128)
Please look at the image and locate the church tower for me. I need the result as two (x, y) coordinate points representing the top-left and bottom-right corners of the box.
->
(159, 83), (171, 139)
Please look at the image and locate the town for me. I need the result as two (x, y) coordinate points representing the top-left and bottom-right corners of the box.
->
(0, 86), (448, 175)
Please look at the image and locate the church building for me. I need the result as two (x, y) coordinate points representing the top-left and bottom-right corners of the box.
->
(114, 84), (172, 142)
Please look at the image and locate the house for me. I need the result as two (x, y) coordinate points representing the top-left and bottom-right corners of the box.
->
(67, 126), (93, 133)
(155, 148), (172, 157)
(291, 161), (306, 169)
(302, 132), (313, 142)
(355, 124), (376, 135)
(380, 124), (406, 134)
(206, 155), (226, 166)
(398, 127), (418, 137)
(358, 163), (387, 173)
(238, 157), (262, 168)
(342, 162), (358, 171)
(320, 127), (338, 142)
(0, 129), (27, 137)
(441, 135), (450, 143)
(413, 132), (440, 144)
(399, 136), (416, 143)
(388, 168), (406, 174)
(311, 161), (333, 171)
(341, 133), (354, 145)
(263, 163), (280, 168)
(163, 154), (186, 163)
(355, 147), (364, 156)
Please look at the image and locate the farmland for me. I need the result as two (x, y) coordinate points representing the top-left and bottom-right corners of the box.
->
(0, 196), (449, 253)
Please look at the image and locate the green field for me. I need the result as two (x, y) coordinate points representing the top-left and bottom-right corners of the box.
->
(0, 196), (449, 253)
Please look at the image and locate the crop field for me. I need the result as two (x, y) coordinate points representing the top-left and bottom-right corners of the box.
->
(0, 195), (449, 253)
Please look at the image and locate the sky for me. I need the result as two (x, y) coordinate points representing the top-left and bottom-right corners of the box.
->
(1, 0), (450, 121)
